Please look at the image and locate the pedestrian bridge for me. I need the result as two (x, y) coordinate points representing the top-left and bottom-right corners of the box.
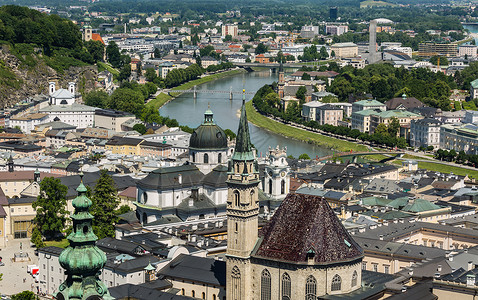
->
(168, 87), (256, 99)
(317, 151), (405, 163)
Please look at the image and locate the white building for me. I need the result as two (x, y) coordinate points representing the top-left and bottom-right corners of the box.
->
(263, 146), (290, 201)
(464, 110), (478, 124)
(440, 123), (478, 155)
(351, 109), (377, 133)
(459, 45), (477, 57)
(351, 99), (386, 114)
(221, 24), (238, 37)
(39, 103), (97, 129)
(325, 25), (348, 36)
(409, 118), (442, 150)
(49, 82), (76, 105)
(10, 113), (49, 134)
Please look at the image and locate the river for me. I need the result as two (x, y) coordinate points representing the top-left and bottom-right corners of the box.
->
(159, 70), (332, 158)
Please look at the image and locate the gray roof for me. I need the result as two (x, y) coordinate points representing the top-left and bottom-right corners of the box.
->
(201, 165), (228, 188)
(59, 172), (136, 199)
(158, 254), (226, 287)
(40, 103), (98, 112)
(109, 283), (193, 299)
(138, 164), (204, 190)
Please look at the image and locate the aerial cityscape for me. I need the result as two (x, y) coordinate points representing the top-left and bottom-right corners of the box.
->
(3, 0), (478, 299)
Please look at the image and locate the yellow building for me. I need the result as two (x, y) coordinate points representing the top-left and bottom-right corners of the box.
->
(330, 42), (359, 58)
(105, 136), (172, 157)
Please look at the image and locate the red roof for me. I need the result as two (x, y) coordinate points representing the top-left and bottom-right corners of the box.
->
(0, 171), (60, 182)
(91, 33), (104, 45)
(253, 193), (363, 265)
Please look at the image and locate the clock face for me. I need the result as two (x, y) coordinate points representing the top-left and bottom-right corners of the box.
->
(281, 171), (286, 177)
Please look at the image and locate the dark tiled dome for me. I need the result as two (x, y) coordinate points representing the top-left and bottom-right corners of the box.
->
(189, 108), (228, 150)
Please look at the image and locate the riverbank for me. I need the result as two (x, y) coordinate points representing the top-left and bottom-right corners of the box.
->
(246, 101), (478, 177)
(146, 68), (247, 111)
(245, 101), (368, 153)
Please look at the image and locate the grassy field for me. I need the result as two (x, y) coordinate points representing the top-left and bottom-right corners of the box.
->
(417, 161), (478, 179)
(146, 92), (172, 110)
(360, 0), (397, 7)
(245, 101), (369, 152)
(170, 69), (246, 96)
(45, 239), (69, 249)
(97, 62), (119, 76)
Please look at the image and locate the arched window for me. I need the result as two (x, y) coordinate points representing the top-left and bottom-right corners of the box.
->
(218, 153), (222, 163)
(192, 290), (195, 297)
(352, 270), (358, 287)
(213, 295), (216, 300)
(305, 275), (317, 300)
(202, 292), (205, 299)
(142, 212), (147, 225)
(250, 190), (255, 203)
(268, 179), (272, 194)
(261, 269), (271, 300)
(234, 191), (240, 206)
(282, 273), (291, 300)
(181, 289), (185, 295)
(231, 266), (241, 300)
(331, 274), (342, 291)
(204, 153), (209, 164)
(192, 152), (195, 162)
(281, 179), (285, 194)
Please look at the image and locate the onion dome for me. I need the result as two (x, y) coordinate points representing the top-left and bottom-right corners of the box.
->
(57, 173), (111, 300)
(189, 106), (228, 150)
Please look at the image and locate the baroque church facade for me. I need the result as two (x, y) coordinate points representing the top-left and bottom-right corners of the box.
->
(225, 98), (364, 299)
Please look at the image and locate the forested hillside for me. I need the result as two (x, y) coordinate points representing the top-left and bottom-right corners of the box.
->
(0, 5), (99, 106)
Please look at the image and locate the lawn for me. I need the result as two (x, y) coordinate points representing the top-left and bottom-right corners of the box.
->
(170, 69), (245, 96)
(97, 62), (119, 76)
(360, 0), (397, 7)
(417, 161), (478, 179)
(146, 92), (172, 110)
(245, 101), (369, 152)
(44, 239), (69, 249)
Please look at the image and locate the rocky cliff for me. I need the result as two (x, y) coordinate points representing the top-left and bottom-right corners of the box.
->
(0, 44), (98, 108)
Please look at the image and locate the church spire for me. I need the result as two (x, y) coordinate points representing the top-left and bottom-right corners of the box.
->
(56, 173), (112, 300)
(232, 90), (254, 161)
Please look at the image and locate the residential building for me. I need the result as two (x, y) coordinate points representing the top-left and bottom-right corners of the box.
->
(316, 104), (344, 126)
(326, 25), (348, 36)
(39, 103), (98, 129)
(10, 113), (49, 134)
(351, 109), (379, 133)
(464, 110), (478, 124)
(95, 109), (135, 132)
(369, 110), (423, 137)
(105, 136), (172, 158)
(471, 79), (478, 99)
(201, 56), (219, 68)
(352, 99), (386, 114)
(440, 123), (478, 155)
(436, 110), (466, 124)
(459, 45), (477, 57)
(221, 24), (238, 37)
(330, 42), (358, 58)
(255, 54), (270, 63)
(385, 94), (425, 111)
(410, 118), (442, 149)
(418, 42), (457, 57)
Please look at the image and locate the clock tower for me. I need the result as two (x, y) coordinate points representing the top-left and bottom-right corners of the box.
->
(226, 91), (259, 300)
(263, 145), (290, 201)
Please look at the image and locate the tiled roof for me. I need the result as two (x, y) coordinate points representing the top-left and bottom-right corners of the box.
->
(0, 171), (60, 182)
(253, 193), (363, 265)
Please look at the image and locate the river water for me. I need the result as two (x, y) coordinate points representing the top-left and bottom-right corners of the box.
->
(159, 70), (332, 158)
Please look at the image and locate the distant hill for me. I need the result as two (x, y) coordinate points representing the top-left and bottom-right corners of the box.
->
(0, 5), (98, 107)
(360, 0), (398, 8)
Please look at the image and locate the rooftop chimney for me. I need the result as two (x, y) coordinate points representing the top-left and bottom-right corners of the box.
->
(469, 261), (474, 271)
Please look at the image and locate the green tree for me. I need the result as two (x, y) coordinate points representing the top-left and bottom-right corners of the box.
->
(224, 34), (232, 42)
(255, 43), (267, 54)
(91, 170), (120, 239)
(106, 41), (122, 68)
(145, 68), (157, 82)
(374, 123), (389, 136)
(84, 90), (108, 108)
(430, 56), (449, 66)
(296, 86), (307, 103)
(301, 73), (311, 80)
(319, 46), (328, 60)
(387, 117), (400, 137)
(298, 153), (310, 160)
(12, 291), (33, 300)
(264, 92), (280, 108)
(133, 123), (147, 134)
(115, 205), (131, 215)
(108, 88), (144, 115)
(32, 177), (68, 240)
(30, 227), (44, 248)
(224, 129), (237, 140)
(11, 291), (37, 300)
(85, 40), (105, 63)
(154, 48), (161, 58)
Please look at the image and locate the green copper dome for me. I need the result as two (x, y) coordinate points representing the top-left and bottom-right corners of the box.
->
(56, 174), (111, 300)
(189, 107), (228, 150)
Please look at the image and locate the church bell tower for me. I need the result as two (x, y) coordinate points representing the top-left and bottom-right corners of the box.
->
(226, 91), (259, 300)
